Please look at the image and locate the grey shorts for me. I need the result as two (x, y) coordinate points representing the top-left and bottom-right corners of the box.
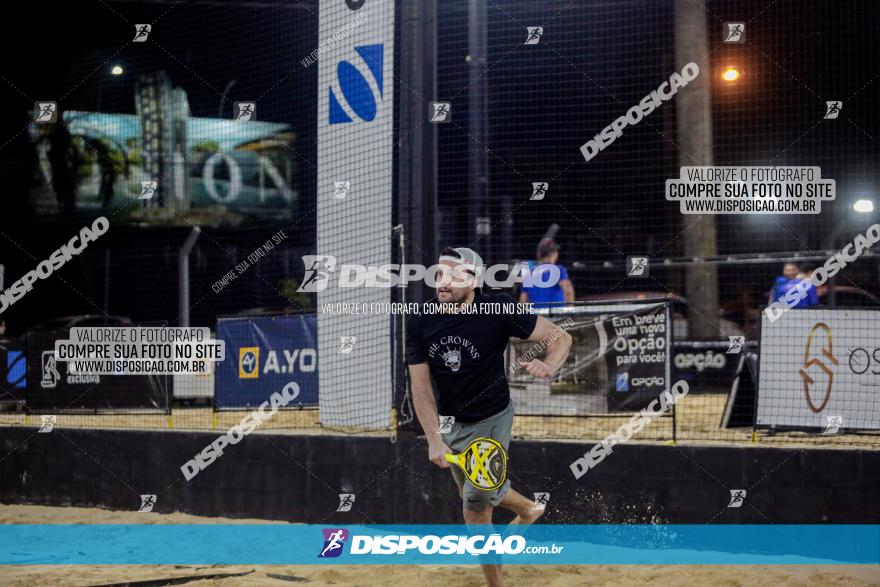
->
(442, 402), (514, 511)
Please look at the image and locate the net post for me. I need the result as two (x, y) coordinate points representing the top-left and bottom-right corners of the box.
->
(396, 0), (438, 433)
(390, 406), (398, 443)
(672, 403), (677, 445)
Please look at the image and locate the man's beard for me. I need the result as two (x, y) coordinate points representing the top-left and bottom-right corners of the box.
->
(438, 286), (472, 310)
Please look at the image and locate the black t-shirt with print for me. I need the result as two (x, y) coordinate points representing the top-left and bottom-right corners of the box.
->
(405, 293), (537, 423)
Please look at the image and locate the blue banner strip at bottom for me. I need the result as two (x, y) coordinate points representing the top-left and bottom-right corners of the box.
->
(0, 525), (877, 565)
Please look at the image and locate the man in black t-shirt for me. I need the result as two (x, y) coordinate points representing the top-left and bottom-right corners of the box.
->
(406, 247), (572, 587)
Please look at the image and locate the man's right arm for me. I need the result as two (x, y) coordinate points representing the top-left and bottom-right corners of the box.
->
(408, 363), (451, 468)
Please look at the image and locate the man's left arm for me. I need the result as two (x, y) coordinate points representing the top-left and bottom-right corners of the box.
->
(560, 280), (575, 303)
(521, 315), (572, 379)
(558, 265), (575, 303)
(807, 282), (819, 306)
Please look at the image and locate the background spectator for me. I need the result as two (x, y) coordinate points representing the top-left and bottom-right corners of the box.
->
(519, 238), (575, 308)
(770, 262), (818, 308)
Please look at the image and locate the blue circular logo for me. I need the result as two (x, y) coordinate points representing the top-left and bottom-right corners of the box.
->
(241, 351), (257, 375)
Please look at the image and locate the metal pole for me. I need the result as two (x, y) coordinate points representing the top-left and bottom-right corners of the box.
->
(675, 0), (719, 339)
(394, 225), (407, 359)
(218, 80), (236, 119)
(178, 226), (201, 327)
(468, 0), (488, 254)
(824, 220), (850, 309)
(672, 403), (677, 444)
(398, 0), (438, 302)
(393, 224), (411, 427)
(397, 0), (437, 432)
(103, 249), (111, 316)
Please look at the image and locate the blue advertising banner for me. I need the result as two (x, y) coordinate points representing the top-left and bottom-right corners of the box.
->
(215, 314), (317, 409)
(0, 524), (876, 565)
(0, 340), (27, 402)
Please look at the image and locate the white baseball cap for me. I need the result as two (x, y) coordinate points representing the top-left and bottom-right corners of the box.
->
(439, 247), (485, 290)
(439, 247), (484, 274)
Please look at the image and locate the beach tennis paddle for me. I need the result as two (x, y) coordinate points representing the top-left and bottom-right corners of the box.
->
(444, 437), (508, 491)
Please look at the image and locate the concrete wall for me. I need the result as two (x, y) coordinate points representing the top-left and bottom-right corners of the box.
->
(1, 427), (877, 524)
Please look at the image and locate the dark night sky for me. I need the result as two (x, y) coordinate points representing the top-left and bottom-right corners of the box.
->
(1, 1), (316, 118)
(0, 0), (877, 326)
(1, 0), (877, 252)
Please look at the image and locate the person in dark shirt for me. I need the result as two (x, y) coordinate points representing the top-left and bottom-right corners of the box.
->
(406, 246), (572, 587)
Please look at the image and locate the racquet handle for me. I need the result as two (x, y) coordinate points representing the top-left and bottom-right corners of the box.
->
(444, 453), (458, 464)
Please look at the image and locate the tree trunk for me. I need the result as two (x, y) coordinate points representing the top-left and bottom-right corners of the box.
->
(675, 0), (719, 340)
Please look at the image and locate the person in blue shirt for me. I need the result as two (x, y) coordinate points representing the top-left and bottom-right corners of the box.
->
(518, 238), (575, 308)
(770, 262), (819, 308)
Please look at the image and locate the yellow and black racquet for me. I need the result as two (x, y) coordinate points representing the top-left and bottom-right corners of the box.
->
(444, 437), (508, 491)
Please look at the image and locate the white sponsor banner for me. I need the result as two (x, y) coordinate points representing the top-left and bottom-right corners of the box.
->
(758, 309), (880, 430)
(317, 0), (394, 428)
